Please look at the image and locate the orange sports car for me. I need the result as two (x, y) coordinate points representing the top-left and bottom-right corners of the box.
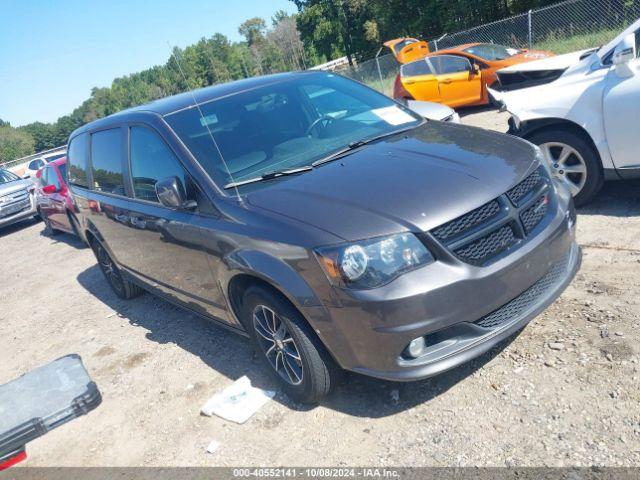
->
(393, 43), (553, 108)
(384, 37), (430, 64)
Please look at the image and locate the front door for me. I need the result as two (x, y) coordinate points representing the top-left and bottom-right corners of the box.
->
(428, 55), (482, 107)
(603, 28), (640, 171)
(120, 125), (224, 318)
(400, 58), (440, 102)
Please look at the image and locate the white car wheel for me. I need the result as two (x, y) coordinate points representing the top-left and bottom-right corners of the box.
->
(539, 141), (588, 197)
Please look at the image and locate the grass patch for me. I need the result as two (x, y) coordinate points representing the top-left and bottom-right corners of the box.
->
(533, 28), (621, 54)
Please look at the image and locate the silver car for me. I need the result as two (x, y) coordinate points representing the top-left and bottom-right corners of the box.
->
(0, 169), (37, 229)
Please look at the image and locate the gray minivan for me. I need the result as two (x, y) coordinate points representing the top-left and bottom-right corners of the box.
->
(67, 71), (580, 402)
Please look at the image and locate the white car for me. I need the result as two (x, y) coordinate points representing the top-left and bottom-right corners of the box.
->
(490, 19), (640, 206)
(21, 150), (66, 179)
(405, 100), (460, 123)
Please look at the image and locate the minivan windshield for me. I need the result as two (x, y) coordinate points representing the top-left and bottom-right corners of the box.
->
(0, 169), (19, 184)
(165, 73), (422, 192)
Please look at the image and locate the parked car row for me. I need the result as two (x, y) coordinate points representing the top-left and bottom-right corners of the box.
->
(6, 19), (637, 402)
(388, 18), (639, 206)
(55, 70), (579, 402)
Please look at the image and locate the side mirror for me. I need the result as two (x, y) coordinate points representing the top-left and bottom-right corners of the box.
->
(42, 184), (57, 194)
(155, 176), (196, 210)
(613, 33), (636, 66)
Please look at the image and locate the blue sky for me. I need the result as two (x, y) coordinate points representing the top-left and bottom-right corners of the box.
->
(0, 0), (297, 126)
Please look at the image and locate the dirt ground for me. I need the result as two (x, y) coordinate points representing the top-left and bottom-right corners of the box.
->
(1, 109), (639, 467)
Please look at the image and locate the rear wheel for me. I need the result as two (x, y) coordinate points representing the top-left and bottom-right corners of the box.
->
(41, 211), (59, 236)
(242, 286), (340, 403)
(527, 128), (603, 206)
(91, 239), (143, 300)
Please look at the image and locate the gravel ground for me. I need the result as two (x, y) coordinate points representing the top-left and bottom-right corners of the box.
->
(1, 109), (639, 467)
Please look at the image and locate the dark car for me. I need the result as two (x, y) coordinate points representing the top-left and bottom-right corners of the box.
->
(66, 71), (580, 402)
(35, 158), (81, 237)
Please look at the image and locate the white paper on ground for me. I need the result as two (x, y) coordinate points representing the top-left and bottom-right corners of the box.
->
(372, 106), (415, 126)
(206, 439), (220, 454)
(201, 376), (275, 424)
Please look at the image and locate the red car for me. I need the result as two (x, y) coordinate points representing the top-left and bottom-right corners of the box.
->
(35, 157), (81, 236)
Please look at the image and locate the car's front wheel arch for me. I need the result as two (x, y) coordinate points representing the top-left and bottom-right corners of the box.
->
(239, 282), (342, 402)
(522, 121), (604, 206)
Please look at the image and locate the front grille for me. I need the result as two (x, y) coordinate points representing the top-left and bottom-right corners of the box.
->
(474, 251), (571, 329)
(507, 170), (543, 206)
(521, 194), (549, 234)
(429, 167), (553, 266)
(454, 224), (518, 266)
(0, 190), (28, 205)
(432, 200), (500, 241)
(0, 190), (30, 219)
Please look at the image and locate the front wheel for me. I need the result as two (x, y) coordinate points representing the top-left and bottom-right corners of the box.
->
(527, 128), (603, 207)
(242, 286), (340, 403)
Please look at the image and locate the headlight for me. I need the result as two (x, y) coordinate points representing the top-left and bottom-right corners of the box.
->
(315, 233), (434, 289)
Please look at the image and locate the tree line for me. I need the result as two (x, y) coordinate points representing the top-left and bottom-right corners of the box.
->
(294, 0), (565, 63)
(1, 1), (564, 163)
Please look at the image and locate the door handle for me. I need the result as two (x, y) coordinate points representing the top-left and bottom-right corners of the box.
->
(115, 213), (128, 223)
(404, 80), (416, 85)
(442, 78), (452, 84)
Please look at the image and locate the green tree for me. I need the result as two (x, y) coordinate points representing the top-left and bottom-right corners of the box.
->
(239, 17), (267, 46)
(0, 125), (34, 162)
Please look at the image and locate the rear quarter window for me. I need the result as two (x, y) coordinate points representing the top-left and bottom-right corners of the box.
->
(68, 133), (89, 189)
(91, 128), (125, 195)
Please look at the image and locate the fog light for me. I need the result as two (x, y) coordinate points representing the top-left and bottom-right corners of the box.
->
(407, 337), (426, 358)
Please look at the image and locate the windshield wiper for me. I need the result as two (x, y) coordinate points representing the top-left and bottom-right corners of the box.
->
(311, 125), (419, 168)
(223, 166), (313, 189)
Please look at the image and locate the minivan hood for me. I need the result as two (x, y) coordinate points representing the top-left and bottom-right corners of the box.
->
(247, 123), (537, 242)
(0, 178), (33, 197)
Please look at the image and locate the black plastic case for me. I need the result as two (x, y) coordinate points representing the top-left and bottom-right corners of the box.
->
(0, 354), (102, 457)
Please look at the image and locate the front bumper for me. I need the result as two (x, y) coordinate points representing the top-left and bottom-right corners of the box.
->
(0, 194), (37, 228)
(308, 187), (579, 381)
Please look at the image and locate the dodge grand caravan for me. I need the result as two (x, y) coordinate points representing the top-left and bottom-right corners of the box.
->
(67, 71), (580, 402)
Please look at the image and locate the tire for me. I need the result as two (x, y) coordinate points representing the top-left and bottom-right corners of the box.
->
(90, 238), (143, 300)
(527, 127), (603, 207)
(242, 286), (340, 403)
(67, 212), (81, 238)
(42, 212), (60, 236)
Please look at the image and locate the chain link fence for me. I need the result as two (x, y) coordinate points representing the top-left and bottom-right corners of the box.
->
(431, 0), (640, 53)
(334, 0), (640, 95)
(333, 53), (400, 96)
